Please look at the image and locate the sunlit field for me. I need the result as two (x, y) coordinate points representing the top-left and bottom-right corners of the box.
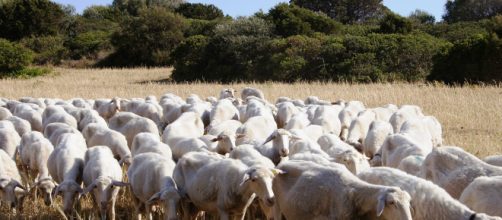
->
(1, 67), (501, 219)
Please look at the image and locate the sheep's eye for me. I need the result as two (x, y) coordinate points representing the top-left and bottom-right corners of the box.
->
(251, 178), (256, 182)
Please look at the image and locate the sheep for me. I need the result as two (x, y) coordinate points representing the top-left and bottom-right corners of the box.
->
(338, 100), (365, 141)
(241, 87), (265, 100)
(109, 112), (160, 147)
(171, 137), (210, 161)
(310, 105), (343, 135)
(242, 97), (275, 122)
(19, 97), (46, 109)
(162, 112), (204, 148)
(358, 167), (501, 220)
(317, 133), (354, 153)
(370, 104), (398, 122)
(43, 122), (81, 146)
(180, 98), (212, 128)
(207, 119), (242, 137)
(389, 105), (424, 133)
(70, 98), (93, 109)
(460, 176), (502, 217)
(171, 131), (236, 161)
(283, 112), (310, 130)
(0, 107), (12, 120)
(235, 115), (277, 146)
(304, 96), (332, 105)
(12, 103), (43, 132)
(255, 129), (292, 165)
(484, 155), (502, 166)
(82, 123), (132, 165)
(289, 125), (324, 144)
(363, 120), (393, 159)
(48, 133), (87, 217)
(122, 99), (164, 131)
(82, 146), (128, 220)
(420, 146), (502, 199)
(209, 98), (240, 127)
(18, 131), (55, 206)
(272, 160), (412, 220)
(74, 108), (107, 131)
(127, 153), (180, 220)
(95, 97), (121, 121)
(219, 88), (236, 99)
(346, 109), (376, 151)
(174, 153), (280, 220)
(160, 99), (183, 126)
(42, 105), (78, 131)
(4, 116), (31, 137)
(0, 149), (27, 212)
(131, 132), (172, 158)
(331, 149), (371, 175)
(0, 125), (21, 160)
(275, 102), (301, 128)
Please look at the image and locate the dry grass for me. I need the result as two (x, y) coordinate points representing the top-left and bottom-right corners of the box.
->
(1, 67), (501, 218)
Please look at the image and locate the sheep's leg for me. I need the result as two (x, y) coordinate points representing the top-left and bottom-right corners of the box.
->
(273, 202), (282, 220)
(109, 198), (116, 220)
(131, 195), (143, 220)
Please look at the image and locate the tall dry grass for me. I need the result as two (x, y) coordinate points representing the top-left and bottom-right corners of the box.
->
(1, 67), (501, 218)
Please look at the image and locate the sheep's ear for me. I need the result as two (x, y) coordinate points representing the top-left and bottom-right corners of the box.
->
(12, 180), (26, 191)
(211, 137), (220, 142)
(239, 173), (251, 187)
(376, 194), (386, 217)
(290, 135), (302, 141)
(263, 133), (276, 145)
(119, 155), (132, 166)
(271, 169), (286, 176)
(112, 180), (129, 187)
(236, 133), (245, 139)
(146, 192), (162, 206)
(81, 182), (97, 195)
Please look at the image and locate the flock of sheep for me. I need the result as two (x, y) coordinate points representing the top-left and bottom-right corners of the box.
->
(0, 87), (501, 220)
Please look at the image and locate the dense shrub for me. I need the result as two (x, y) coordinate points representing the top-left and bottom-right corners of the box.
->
(291, 0), (386, 24)
(20, 35), (68, 65)
(379, 13), (413, 34)
(175, 3), (224, 20)
(68, 31), (112, 59)
(0, 38), (33, 75)
(444, 0), (502, 23)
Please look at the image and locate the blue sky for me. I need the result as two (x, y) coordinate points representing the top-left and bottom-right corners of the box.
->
(54, 0), (447, 21)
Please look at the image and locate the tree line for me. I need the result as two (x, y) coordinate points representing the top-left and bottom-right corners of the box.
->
(0, 0), (501, 84)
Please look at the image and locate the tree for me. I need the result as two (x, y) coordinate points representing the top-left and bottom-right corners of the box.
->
(175, 3), (223, 20)
(444, 0), (502, 23)
(409, 9), (435, 24)
(112, 0), (184, 15)
(379, 13), (413, 34)
(0, 38), (33, 74)
(267, 3), (342, 37)
(105, 6), (187, 67)
(0, 0), (66, 41)
(290, 0), (385, 24)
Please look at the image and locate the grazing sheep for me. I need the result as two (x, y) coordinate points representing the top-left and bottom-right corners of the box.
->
(109, 112), (160, 147)
(4, 116), (31, 137)
(284, 113), (310, 130)
(160, 99), (183, 126)
(371, 105), (397, 122)
(275, 102), (301, 129)
(95, 97), (121, 121)
(358, 167), (501, 220)
(0, 125), (21, 160)
(338, 100), (365, 141)
(484, 155), (502, 167)
(255, 129), (292, 165)
(0, 107), (12, 120)
(346, 110), (376, 151)
(241, 87), (265, 100)
(174, 154), (280, 220)
(18, 131), (55, 206)
(363, 120), (393, 159)
(127, 153), (180, 220)
(310, 105), (343, 135)
(43, 122), (81, 146)
(207, 119), (242, 137)
(236, 115), (277, 146)
(122, 99), (164, 131)
(242, 97), (275, 122)
(131, 132), (172, 158)
(171, 137), (210, 161)
(420, 146), (502, 199)
(162, 112), (204, 149)
(74, 108), (107, 131)
(230, 145), (275, 169)
(331, 149), (371, 175)
(82, 123), (132, 165)
(219, 88), (236, 99)
(272, 160), (412, 220)
(460, 176), (502, 217)
(317, 133), (353, 153)
(12, 103), (43, 132)
(304, 96), (332, 105)
(209, 98), (240, 127)
(48, 133), (87, 217)
(42, 105), (78, 131)
(0, 149), (27, 212)
(389, 105), (424, 133)
(82, 146), (128, 220)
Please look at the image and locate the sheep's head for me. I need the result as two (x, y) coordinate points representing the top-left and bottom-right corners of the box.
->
(240, 166), (285, 207)
(263, 129), (291, 157)
(53, 180), (83, 216)
(146, 178), (181, 220)
(334, 150), (370, 175)
(0, 178), (27, 211)
(81, 176), (128, 219)
(32, 177), (56, 206)
(211, 131), (241, 154)
(376, 187), (412, 220)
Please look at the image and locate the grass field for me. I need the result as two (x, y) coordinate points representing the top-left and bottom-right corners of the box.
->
(1, 67), (501, 219)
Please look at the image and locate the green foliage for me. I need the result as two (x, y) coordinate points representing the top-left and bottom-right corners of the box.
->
(184, 19), (221, 37)
(0, 38), (33, 74)
(266, 3), (342, 37)
(68, 31), (112, 59)
(290, 0), (385, 24)
(83, 5), (119, 21)
(409, 9), (435, 25)
(424, 21), (490, 42)
(104, 6), (187, 67)
(379, 13), (413, 34)
(0, 0), (66, 41)
(5, 67), (51, 78)
(175, 3), (223, 20)
(112, 0), (184, 16)
(444, 0), (502, 23)
(428, 34), (502, 84)
(20, 35), (68, 65)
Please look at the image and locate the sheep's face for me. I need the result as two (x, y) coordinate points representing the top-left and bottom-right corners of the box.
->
(54, 181), (83, 215)
(376, 187), (412, 220)
(160, 189), (181, 220)
(335, 151), (370, 175)
(37, 179), (56, 206)
(83, 177), (123, 218)
(241, 167), (283, 207)
(213, 134), (236, 154)
(270, 130), (291, 157)
(0, 178), (26, 211)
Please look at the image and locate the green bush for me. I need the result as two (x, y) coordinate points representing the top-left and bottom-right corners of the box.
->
(379, 13), (413, 34)
(6, 67), (52, 78)
(0, 38), (33, 75)
(68, 31), (112, 59)
(175, 3), (224, 20)
(20, 35), (68, 65)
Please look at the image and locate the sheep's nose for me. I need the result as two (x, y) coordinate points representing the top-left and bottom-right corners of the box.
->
(266, 197), (275, 206)
(280, 149), (289, 156)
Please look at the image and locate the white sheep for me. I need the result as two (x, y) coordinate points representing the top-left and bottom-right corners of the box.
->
(127, 153), (180, 220)
(317, 133), (353, 153)
(219, 88), (236, 99)
(272, 160), (412, 220)
(95, 97), (121, 121)
(235, 115), (277, 146)
(242, 97), (275, 122)
(48, 133), (87, 217)
(363, 120), (393, 159)
(420, 146), (502, 199)
(209, 98), (240, 127)
(122, 99), (164, 131)
(162, 112), (204, 149)
(310, 105), (343, 135)
(0, 125), (21, 160)
(82, 123), (132, 165)
(358, 167), (501, 220)
(255, 129), (292, 165)
(0, 106), (12, 120)
(12, 103), (43, 132)
(460, 176), (502, 217)
(131, 132), (172, 158)
(338, 100), (365, 141)
(4, 116), (31, 137)
(389, 105), (424, 133)
(484, 155), (502, 166)
(18, 131), (55, 206)
(283, 112), (310, 130)
(109, 112), (160, 147)
(160, 98), (183, 126)
(207, 119), (242, 136)
(241, 87), (265, 100)
(174, 154), (279, 220)
(82, 146), (128, 220)
(346, 109), (376, 151)
(0, 149), (27, 212)
(275, 101), (301, 128)
(74, 108), (107, 131)
(43, 122), (81, 146)
(42, 105), (78, 131)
